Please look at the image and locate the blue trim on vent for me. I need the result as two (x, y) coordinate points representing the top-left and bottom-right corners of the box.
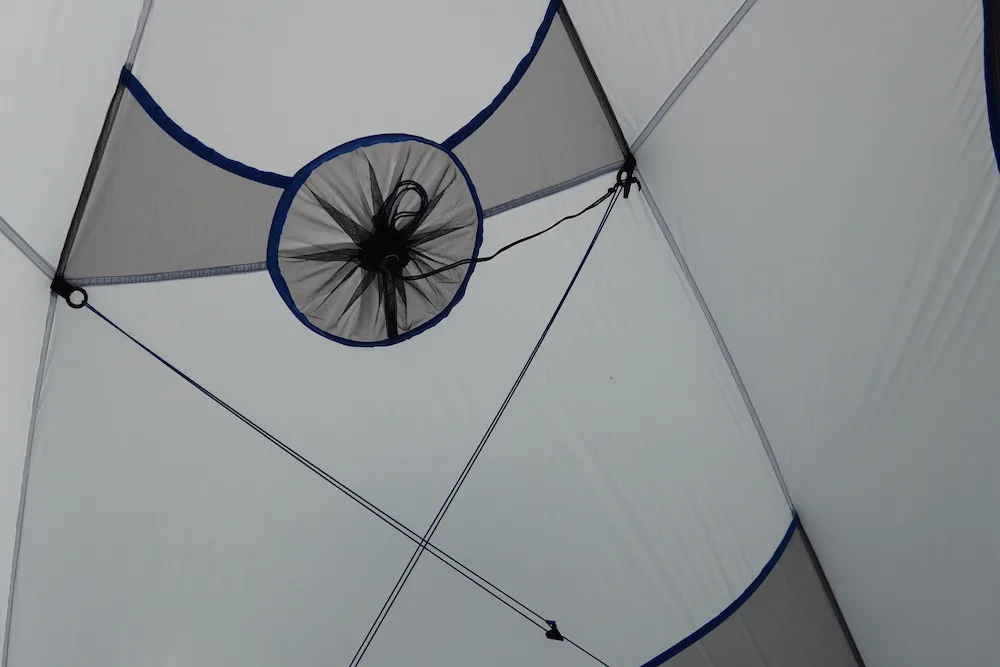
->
(119, 68), (292, 188)
(120, 0), (559, 182)
(984, 1), (1000, 168)
(267, 133), (484, 348)
(638, 515), (799, 667)
(442, 0), (561, 150)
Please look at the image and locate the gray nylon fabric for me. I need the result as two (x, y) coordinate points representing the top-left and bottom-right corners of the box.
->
(276, 140), (479, 344)
(667, 529), (859, 667)
(452, 13), (622, 213)
(64, 90), (284, 282)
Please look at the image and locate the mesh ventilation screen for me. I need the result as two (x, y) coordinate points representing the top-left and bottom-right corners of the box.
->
(268, 135), (482, 346)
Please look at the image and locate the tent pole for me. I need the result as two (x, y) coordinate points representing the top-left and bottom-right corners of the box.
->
(638, 171), (795, 512)
(0, 215), (54, 279)
(2, 296), (57, 667)
(54, 0), (157, 277)
(630, 0), (759, 153)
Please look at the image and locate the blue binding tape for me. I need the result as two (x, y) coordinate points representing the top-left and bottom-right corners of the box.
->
(120, 68), (292, 188)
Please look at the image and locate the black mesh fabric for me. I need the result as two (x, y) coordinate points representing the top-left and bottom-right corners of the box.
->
(271, 137), (481, 345)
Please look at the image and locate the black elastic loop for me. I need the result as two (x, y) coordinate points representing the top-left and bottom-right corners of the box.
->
(51, 276), (89, 309)
(402, 184), (618, 281)
(616, 153), (640, 198)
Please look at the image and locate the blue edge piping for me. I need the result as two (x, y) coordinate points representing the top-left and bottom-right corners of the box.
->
(639, 515), (799, 667)
(984, 0), (1000, 167)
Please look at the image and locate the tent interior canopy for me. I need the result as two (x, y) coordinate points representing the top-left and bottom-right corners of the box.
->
(2, 1), (998, 666)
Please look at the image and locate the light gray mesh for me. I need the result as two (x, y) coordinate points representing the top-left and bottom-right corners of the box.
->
(665, 529), (860, 667)
(451, 13), (623, 214)
(64, 90), (284, 283)
(275, 139), (479, 344)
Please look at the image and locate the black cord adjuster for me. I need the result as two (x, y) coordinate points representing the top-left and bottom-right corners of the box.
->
(51, 275), (88, 309)
(545, 620), (565, 641)
(616, 154), (640, 199)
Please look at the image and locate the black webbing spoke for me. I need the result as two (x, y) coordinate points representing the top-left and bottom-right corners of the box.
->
(349, 187), (623, 667)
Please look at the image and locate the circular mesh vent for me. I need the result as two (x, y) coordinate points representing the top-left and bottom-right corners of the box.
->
(268, 135), (482, 346)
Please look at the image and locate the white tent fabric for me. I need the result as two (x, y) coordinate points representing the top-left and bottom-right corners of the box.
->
(8, 183), (789, 666)
(10, 302), (421, 667)
(0, 0), (145, 263)
(2, 0), (998, 666)
(639, 1), (1000, 665)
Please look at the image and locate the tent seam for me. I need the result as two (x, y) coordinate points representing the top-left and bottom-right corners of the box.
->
(65, 164), (624, 287)
(630, 0), (759, 153)
(482, 162), (621, 217)
(72, 261), (269, 286)
(2, 295), (57, 667)
(637, 171), (794, 510)
(54, 0), (158, 276)
(0, 215), (54, 279)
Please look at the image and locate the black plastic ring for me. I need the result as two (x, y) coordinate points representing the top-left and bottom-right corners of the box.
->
(66, 286), (89, 309)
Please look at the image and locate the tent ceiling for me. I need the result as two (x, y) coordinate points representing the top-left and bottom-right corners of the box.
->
(2, 1), (998, 666)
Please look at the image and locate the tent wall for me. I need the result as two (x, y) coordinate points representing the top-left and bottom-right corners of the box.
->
(0, 239), (52, 660)
(5, 182), (798, 666)
(638, 1), (1000, 665)
(0, 0), (144, 263)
